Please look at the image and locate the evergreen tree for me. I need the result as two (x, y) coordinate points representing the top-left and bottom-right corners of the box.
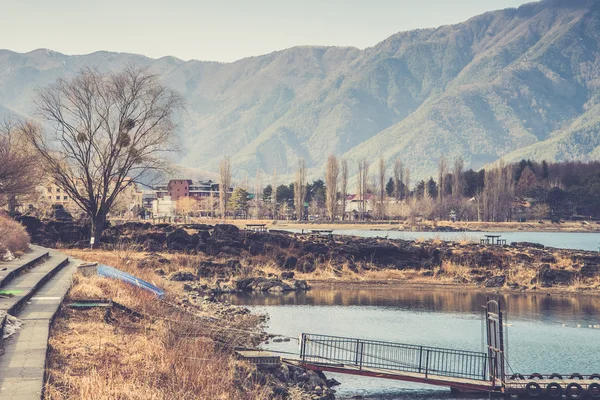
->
(262, 184), (273, 202)
(228, 188), (249, 218)
(386, 177), (394, 197)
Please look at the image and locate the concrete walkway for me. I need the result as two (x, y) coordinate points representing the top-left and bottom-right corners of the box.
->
(0, 247), (78, 400)
(0, 246), (49, 288)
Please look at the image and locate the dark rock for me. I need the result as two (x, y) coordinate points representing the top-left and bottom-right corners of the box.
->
(537, 265), (575, 287)
(166, 228), (192, 248)
(297, 257), (316, 273)
(225, 259), (242, 270)
(168, 271), (197, 281)
(581, 264), (600, 278)
(281, 271), (295, 279)
(235, 277), (293, 292)
(142, 239), (162, 252)
(484, 275), (506, 288)
(512, 242), (545, 249)
(213, 224), (239, 237)
(282, 256), (298, 270)
(515, 253), (533, 262)
(540, 255), (557, 263)
(293, 280), (310, 291)
(248, 242), (264, 256)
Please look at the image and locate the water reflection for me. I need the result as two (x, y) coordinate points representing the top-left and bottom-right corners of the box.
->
(222, 288), (600, 325)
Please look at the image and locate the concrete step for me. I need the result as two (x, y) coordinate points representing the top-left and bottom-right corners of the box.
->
(0, 259), (78, 400)
(0, 246), (49, 289)
(0, 251), (69, 318)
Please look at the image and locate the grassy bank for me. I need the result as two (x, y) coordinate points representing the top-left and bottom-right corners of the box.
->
(45, 249), (279, 400)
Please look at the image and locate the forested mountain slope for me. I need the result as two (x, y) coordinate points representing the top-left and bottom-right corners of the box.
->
(1, 0), (599, 180)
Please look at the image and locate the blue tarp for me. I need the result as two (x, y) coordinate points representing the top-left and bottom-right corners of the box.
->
(97, 265), (165, 299)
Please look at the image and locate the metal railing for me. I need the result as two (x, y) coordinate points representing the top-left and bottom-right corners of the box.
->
(300, 333), (489, 381)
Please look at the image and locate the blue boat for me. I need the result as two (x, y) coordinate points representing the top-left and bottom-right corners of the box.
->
(96, 265), (165, 299)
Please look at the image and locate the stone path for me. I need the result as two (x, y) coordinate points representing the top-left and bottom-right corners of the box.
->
(0, 246), (78, 400)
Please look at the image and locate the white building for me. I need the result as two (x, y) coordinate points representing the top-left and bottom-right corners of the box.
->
(152, 196), (175, 217)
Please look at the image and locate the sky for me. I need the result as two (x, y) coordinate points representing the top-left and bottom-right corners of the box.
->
(2, 0), (534, 62)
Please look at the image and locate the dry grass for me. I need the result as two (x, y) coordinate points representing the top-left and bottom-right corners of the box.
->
(0, 214), (30, 256)
(45, 249), (277, 400)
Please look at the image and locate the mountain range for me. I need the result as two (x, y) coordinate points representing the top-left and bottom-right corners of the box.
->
(1, 0), (600, 182)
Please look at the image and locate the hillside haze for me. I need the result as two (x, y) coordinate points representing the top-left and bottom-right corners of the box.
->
(1, 0), (600, 181)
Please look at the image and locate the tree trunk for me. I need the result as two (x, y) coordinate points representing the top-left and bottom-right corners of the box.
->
(7, 195), (17, 216)
(90, 211), (106, 249)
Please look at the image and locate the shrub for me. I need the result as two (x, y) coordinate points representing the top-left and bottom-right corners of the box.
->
(0, 215), (30, 256)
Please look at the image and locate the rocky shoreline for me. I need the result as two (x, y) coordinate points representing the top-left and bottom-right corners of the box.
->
(16, 216), (600, 291)
(171, 280), (338, 399)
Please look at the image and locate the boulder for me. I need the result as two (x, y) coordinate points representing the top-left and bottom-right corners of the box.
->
(537, 265), (575, 287)
(297, 257), (316, 273)
(213, 224), (240, 238)
(166, 228), (192, 248)
(225, 259), (242, 270)
(293, 280), (310, 291)
(281, 271), (295, 279)
(282, 256), (298, 270)
(235, 277), (293, 292)
(581, 264), (600, 278)
(484, 275), (505, 288)
(168, 271), (197, 281)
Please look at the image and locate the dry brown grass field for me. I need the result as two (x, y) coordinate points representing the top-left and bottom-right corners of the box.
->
(44, 248), (278, 400)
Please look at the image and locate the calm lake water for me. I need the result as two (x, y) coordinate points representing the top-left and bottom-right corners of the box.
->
(283, 229), (600, 251)
(223, 289), (600, 399)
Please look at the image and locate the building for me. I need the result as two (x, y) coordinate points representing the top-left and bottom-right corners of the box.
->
(152, 196), (175, 217)
(37, 177), (143, 214)
(343, 194), (374, 220)
(154, 179), (230, 201)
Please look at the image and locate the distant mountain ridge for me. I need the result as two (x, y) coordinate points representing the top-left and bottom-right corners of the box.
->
(1, 0), (600, 181)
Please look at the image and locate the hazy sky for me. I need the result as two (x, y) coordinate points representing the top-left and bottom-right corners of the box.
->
(3, 0), (533, 62)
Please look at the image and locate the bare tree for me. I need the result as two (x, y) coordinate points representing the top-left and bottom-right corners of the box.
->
(356, 160), (364, 218)
(452, 156), (465, 198)
(393, 158), (402, 201)
(340, 159), (348, 221)
(438, 155), (448, 204)
(0, 120), (40, 213)
(271, 168), (278, 219)
(25, 68), (183, 245)
(294, 159), (307, 221)
(219, 156), (232, 220)
(378, 156), (386, 219)
(356, 158), (370, 220)
(209, 190), (215, 219)
(325, 154), (339, 221)
(404, 167), (411, 199)
(254, 169), (261, 219)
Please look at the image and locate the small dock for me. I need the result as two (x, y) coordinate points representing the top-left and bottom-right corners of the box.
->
(237, 300), (600, 398)
(235, 349), (280, 366)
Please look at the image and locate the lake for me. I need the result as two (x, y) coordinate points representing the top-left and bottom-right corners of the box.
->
(282, 229), (600, 251)
(222, 289), (600, 399)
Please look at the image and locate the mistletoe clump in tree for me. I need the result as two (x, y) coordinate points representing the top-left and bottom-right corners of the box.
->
(24, 67), (184, 246)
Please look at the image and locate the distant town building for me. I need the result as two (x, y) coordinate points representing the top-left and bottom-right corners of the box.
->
(37, 177), (142, 215)
(152, 196), (176, 217)
(154, 179), (228, 201)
